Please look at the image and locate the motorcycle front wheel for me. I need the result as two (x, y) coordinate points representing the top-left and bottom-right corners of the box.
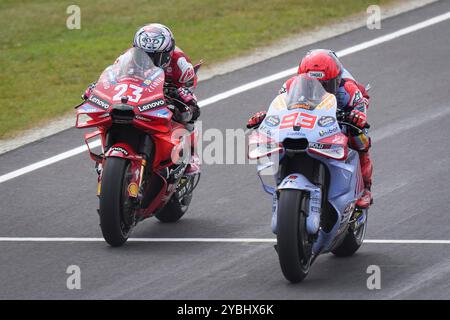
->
(277, 189), (313, 283)
(99, 157), (136, 247)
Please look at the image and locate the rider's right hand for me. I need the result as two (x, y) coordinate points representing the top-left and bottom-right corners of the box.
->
(246, 111), (267, 129)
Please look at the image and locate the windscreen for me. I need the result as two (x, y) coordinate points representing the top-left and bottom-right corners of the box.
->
(286, 74), (328, 111)
(98, 47), (158, 83)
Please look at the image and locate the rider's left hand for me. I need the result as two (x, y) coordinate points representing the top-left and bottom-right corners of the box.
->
(177, 87), (197, 105)
(348, 109), (367, 129)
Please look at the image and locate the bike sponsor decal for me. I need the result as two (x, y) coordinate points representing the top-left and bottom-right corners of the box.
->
(79, 104), (101, 113)
(127, 182), (139, 197)
(317, 116), (336, 127)
(101, 81), (110, 90)
(316, 94), (335, 111)
(141, 69), (164, 87)
(331, 133), (347, 144)
(135, 114), (152, 122)
(286, 131), (305, 137)
(110, 146), (129, 156)
(289, 103), (312, 110)
(271, 94), (287, 110)
(145, 76), (164, 91)
(319, 126), (339, 137)
(264, 115), (280, 127)
(137, 98), (165, 112)
(88, 95), (110, 110)
(148, 68), (164, 81)
(309, 142), (331, 149)
(155, 109), (170, 118)
(258, 124), (268, 131)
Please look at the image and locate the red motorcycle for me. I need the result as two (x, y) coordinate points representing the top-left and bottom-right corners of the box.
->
(75, 48), (201, 247)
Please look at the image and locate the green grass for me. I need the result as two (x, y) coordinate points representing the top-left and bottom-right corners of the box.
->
(0, 0), (395, 138)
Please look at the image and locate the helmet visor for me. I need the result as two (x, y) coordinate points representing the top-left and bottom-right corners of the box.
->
(148, 51), (171, 68)
(320, 77), (340, 94)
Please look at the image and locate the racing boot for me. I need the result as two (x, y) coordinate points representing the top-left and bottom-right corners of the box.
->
(356, 151), (373, 208)
(184, 122), (200, 176)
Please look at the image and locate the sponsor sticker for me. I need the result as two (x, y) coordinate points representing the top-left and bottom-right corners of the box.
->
(319, 126), (339, 137)
(135, 114), (152, 122)
(137, 98), (165, 112)
(80, 104), (100, 113)
(88, 95), (110, 110)
(286, 131), (305, 137)
(264, 115), (280, 127)
(127, 183), (139, 198)
(148, 68), (163, 81)
(155, 109), (170, 118)
(309, 142), (331, 149)
(290, 103), (312, 110)
(317, 116), (336, 127)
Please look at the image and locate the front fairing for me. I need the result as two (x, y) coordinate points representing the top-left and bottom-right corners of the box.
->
(78, 47), (173, 132)
(253, 75), (343, 193)
(258, 82), (339, 146)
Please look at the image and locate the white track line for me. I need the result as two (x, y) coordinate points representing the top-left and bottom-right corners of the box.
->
(0, 141), (101, 184)
(1, 11), (449, 184)
(0, 237), (449, 244)
(199, 11), (450, 107)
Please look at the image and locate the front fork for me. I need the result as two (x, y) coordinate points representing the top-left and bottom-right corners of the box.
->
(274, 174), (322, 235)
(257, 163), (323, 236)
(84, 130), (152, 201)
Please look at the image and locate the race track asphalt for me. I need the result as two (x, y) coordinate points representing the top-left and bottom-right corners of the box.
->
(0, 0), (449, 299)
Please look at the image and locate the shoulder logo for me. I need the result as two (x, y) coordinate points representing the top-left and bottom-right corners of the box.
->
(177, 57), (195, 84)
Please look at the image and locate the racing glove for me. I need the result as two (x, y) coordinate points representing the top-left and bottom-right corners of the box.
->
(176, 87), (200, 122)
(177, 87), (197, 105)
(348, 109), (368, 129)
(247, 111), (267, 129)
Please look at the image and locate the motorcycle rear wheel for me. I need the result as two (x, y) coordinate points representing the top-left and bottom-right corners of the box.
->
(277, 189), (313, 283)
(99, 157), (135, 247)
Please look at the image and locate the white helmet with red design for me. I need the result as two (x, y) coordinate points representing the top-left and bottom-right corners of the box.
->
(133, 23), (175, 68)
